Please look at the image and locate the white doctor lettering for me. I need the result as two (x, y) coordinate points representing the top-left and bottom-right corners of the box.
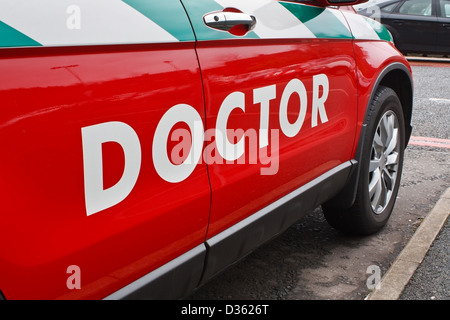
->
(82, 122), (141, 216)
(216, 91), (245, 161)
(153, 104), (204, 183)
(279, 78), (307, 138)
(80, 75), (331, 214)
(253, 84), (276, 148)
(312, 73), (329, 127)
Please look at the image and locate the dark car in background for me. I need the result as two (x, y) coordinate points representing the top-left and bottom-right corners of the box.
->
(358, 0), (450, 55)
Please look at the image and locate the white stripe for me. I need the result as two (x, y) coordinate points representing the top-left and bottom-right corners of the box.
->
(0, 0), (177, 46)
(342, 11), (380, 40)
(429, 98), (450, 103)
(329, 8), (351, 32)
(214, 0), (316, 39)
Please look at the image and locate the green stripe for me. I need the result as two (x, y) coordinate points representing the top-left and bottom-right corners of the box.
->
(279, 2), (352, 39)
(0, 21), (41, 48)
(181, 0), (259, 40)
(122, 0), (195, 41)
(361, 15), (393, 42)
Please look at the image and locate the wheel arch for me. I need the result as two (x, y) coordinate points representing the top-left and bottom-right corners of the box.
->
(325, 62), (413, 209)
(377, 64), (413, 146)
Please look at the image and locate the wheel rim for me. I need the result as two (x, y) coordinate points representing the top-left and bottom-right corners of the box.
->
(368, 110), (400, 214)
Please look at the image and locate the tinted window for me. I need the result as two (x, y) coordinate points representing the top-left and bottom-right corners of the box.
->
(398, 0), (432, 16)
(381, 2), (400, 13)
(440, 0), (450, 17)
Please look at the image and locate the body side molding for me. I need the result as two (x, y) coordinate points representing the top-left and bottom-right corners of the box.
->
(104, 161), (354, 299)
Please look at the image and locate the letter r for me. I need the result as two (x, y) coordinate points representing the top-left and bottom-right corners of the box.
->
(312, 74), (329, 127)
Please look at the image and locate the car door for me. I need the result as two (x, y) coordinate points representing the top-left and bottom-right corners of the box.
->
(383, 0), (438, 52)
(437, 0), (450, 53)
(181, 0), (358, 241)
(0, 0), (210, 299)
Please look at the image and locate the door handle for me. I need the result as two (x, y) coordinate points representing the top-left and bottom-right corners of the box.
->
(393, 20), (404, 25)
(204, 9), (256, 35)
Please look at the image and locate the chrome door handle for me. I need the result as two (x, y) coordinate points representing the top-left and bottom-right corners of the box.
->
(203, 10), (256, 33)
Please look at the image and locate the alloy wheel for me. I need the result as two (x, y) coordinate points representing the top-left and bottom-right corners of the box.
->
(368, 110), (400, 214)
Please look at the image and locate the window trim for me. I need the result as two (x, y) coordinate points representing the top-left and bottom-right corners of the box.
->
(395, 0), (434, 17)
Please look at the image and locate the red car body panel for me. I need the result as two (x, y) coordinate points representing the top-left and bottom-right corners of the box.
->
(195, 39), (358, 238)
(351, 41), (413, 157)
(0, 45), (210, 299)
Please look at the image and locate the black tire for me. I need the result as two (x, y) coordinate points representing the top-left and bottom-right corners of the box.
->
(323, 86), (405, 235)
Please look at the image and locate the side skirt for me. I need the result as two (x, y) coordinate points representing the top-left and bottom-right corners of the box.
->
(104, 160), (355, 300)
(104, 244), (206, 300)
(199, 160), (355, 287)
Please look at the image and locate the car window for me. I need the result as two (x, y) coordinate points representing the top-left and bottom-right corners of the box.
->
(440, 0), (450, 17)
(381, 2), (400, 12)
(398, 0), (432, 16)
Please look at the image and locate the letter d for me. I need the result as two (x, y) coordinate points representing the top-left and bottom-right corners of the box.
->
(82, 122), (141, 216)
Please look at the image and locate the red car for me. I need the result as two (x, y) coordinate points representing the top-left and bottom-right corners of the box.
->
(0, 0), (412, 300)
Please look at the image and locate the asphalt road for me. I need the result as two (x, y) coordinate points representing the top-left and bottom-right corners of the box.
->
(398, 59), (450, 300)
(188, 60), (450, 300)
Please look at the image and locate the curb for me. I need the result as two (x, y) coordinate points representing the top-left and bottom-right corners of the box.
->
(366, 187), (450, 300)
